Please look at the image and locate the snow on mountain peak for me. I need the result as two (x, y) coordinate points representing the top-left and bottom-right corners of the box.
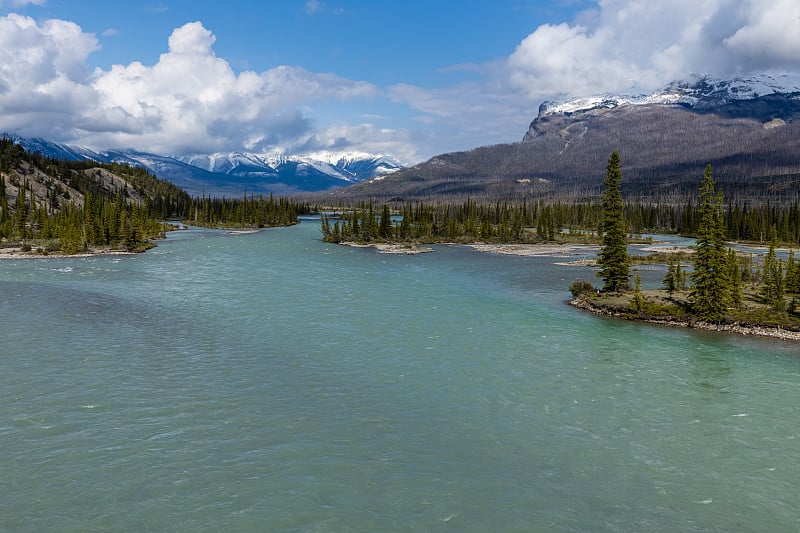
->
(539, 73), (800, 117)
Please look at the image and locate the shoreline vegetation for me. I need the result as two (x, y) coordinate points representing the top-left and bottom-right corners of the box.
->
(0, 137), (311, 259)
(576, 154), (800, 341)
(569, 294), (800, 341)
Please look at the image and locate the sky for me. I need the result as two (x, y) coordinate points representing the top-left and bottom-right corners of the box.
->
(0, 0), (799, 164)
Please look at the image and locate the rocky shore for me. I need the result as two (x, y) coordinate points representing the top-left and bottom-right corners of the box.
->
(570, 296), (800, 341)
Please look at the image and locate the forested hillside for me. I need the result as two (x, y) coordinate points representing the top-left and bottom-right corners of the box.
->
(0, 138), (303, 254)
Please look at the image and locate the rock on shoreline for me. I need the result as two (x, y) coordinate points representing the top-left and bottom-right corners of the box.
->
(570, 297), (800, 341)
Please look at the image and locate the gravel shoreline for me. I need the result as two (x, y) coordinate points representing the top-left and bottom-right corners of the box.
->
(570, 297), (800, 341)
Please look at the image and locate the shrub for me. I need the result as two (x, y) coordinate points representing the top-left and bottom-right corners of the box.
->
(570, 280), (595, 298)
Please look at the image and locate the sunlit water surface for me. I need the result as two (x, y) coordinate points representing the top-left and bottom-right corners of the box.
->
(2, 219), (799, 532)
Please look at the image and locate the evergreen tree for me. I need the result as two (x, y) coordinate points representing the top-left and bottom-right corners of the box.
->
(663, 256), (677, 297)
(728, 249), (742, 307)
(690, 164), (730, 321)
(597, 151), (630, 292)
(786, 250), (800, 294)
(760, 228), (785, 311)
(379, 204), (393, 239)
(675, 261), (687, 291)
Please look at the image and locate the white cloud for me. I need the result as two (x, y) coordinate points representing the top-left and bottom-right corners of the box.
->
(1, 2), (800, 165)
(0, 16), (381, 156)
(387, 0), (800, 160)
(506, 0), (800, 99)
(0, 14), (98, 139)
(301, 122), (422, 163)
(88, 21), (379, 154)
(723, 0), (800, 70)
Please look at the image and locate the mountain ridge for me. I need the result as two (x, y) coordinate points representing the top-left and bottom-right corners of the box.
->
(4, 134), (403, 197)
(325, 74), (800, 202)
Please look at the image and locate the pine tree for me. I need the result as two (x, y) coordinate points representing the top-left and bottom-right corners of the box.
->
(379, 204), (393, 239)
(690, 164), (730, 321)
(760, 228), (785, 311)
(728, 249), (742, 307)
(663, 256), (677, 297)
(597, 151), (630, 292)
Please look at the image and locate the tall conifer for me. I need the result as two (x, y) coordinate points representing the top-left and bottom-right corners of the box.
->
(597, 151), (629, 292)
(690, 164), (730, 321)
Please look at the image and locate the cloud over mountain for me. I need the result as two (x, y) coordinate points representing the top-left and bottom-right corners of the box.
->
(506, 0), (800, 98)
(0, 2), (798, 166)
(0, 15), (381, 157)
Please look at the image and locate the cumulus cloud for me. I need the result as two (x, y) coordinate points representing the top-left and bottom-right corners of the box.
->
(89, 21), (382, 154)
(1, 2), (799, 164)
(0, 15), (381, 156)
(0, 14), (99, 139)
(506, 0), (800, 99)
(387, 0), (800, 158)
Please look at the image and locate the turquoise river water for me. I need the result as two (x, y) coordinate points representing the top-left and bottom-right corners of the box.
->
(2, 218), (800, 532)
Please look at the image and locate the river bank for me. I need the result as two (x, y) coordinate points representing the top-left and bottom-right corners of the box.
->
(0, 245), (143, 260)
(570, 295), (800, 341)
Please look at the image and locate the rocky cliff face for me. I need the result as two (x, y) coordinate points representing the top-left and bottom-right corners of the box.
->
(331, 75), (800, 202)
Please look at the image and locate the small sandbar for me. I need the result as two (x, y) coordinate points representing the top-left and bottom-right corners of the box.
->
(638, 245), (694, 254)
(466, 243), (598, 258)
(554, 258), (598, 267)
(341, 242), (433, 254)
(0, 247), (136, 260)
(224, 229), (262, 235)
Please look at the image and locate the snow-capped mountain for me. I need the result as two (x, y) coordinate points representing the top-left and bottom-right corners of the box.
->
(538, 73), (800, 117)
(336, 73), (800, 202)
(177, 150), (402, 184)
(4, 134), (403, 196)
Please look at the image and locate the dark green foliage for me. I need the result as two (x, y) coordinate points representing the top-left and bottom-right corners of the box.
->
(690, 164), (731, 321)
(320, 199), (542, 244)
(663, 257), (677, 297)
(597, 151), (630, 292)
(728, 249), (743, 308)
(760, 229), (785, 311)
(0, 138), (303, 253)
(187, 193), (301, 228)
(569, 280), (595, 298)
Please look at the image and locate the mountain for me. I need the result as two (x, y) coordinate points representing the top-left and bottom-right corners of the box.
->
(0, 137), (190, 218)
(327, 74), (800, 202)
(5, 135), (403, 197)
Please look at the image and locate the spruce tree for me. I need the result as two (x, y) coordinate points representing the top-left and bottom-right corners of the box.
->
(728, 249), (742, 308)
(690, 164), (730, 321)
(760, 228), (785, 311)
(663, 256), (677, 297)
(379, 204), (393, 239)
(597, 151), (629, 292)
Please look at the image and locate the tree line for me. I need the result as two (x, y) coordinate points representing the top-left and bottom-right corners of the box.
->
(187, 193), (305, 228)
(0, 139), (307, 254)
(593, 152), (800, 324)
(320, 195), (800, 248)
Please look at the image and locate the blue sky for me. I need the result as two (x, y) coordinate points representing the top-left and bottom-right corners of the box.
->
(0, 0), (798, 163)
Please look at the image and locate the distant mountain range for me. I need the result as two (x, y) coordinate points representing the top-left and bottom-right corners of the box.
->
(329, 74), (800, 202)
(5, 135), (403, 197)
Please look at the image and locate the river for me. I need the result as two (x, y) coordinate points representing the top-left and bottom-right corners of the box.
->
(1, 218), (799, 531)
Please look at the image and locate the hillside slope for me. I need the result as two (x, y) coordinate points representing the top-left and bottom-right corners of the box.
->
(326, 75), (800, 202)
